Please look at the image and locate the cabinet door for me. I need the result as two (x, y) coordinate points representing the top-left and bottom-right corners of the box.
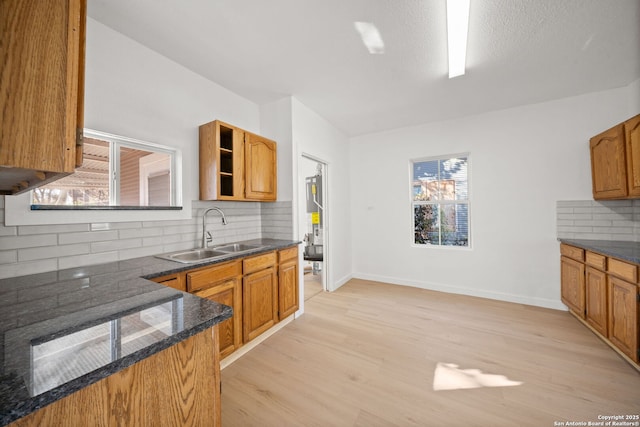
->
(0, 0), (86, 194)
(590, 123), (627, 199)
(243, 267), (278, 342)
(561, 256), (585, 317)
(585, 266), (608, 336)
(608, 276), (639, 363)
(279, 259), (299, 320)
(199, 120), (244, 201)
(625, 114), (640, 197)
(195, 279), (242, 359)
(244, 132), (277, 201)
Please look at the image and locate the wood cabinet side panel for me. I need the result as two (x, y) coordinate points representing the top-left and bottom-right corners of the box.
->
(625, 114), (640, 197)
(9, 328), (221, 426)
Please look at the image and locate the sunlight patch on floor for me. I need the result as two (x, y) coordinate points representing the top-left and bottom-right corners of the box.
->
(433, 362), (523, 391)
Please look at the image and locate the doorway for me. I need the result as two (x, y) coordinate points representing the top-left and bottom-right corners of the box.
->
(299, 154), (328, 301)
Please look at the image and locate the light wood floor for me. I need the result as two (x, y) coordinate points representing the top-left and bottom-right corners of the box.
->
(221, 279), (640, 426)
(304, 272), (323, 301)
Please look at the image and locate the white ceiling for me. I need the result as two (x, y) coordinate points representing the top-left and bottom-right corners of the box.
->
(88, 0), (640, 137)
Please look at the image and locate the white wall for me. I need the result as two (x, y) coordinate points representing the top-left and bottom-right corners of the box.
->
(5, 18), (261, 225)
(260, 98), (294, 202)
(349, 85), (635, 309)
(292, 99), (352, 291)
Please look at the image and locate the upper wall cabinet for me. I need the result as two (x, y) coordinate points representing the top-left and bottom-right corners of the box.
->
(590, 114), (640, 200)
(199, 120), (277, 201)
(0, 0), (87, 195)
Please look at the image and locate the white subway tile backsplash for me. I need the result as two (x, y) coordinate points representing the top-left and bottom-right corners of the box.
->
(557, 199), (640, 241)
(0, 250), (17, 264)
(19, 223), (89, 235)
(58, 251), (119, 270)
(91, 238), (142, 253)
(0, 259), (58, 280)
(0, 198), (293, 279)
(0, 234), (57, 250)
(58, 230), (119, 245)
(18, 243), (90, 262)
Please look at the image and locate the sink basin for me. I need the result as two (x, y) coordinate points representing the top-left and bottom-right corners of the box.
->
(213, 243), (264, 253)
(155, 248), (229, 264)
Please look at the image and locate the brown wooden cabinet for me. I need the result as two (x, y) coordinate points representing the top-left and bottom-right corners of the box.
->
(0, 0), (86, 195)
(199, 120), (277, 201)
(245, 132), (277, 201)
(608, 275), (639, 363)
(585, 266), (608, 336)
(243, 252), (278, 342)
(152, 244), (300, 358)
(590, 114), (640, 200)
(186, 260), (243, 359)
(559, 243), (640, 368)
(278, 246), (299, 320)
(560, 244), (585, 317)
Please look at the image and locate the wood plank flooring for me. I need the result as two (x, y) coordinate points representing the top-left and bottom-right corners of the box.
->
(221, 279), (640, 426)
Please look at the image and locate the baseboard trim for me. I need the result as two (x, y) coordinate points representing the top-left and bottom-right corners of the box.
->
(352, 272), (567, 311)
(220, 315), (295, 370)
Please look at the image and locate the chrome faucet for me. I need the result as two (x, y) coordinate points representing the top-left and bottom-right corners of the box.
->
(202, 207), (228, 248)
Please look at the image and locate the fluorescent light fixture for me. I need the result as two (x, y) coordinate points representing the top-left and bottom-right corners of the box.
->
(354, 22), (385, 54)
(446, 0), (470, 78)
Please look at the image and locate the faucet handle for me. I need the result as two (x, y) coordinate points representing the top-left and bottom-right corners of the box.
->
(205, 231), (213, 246)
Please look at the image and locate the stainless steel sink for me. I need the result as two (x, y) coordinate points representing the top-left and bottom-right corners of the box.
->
(213, 243), (264, 253)
(155, 243), (265, 264)
(155, 248), (230, 264)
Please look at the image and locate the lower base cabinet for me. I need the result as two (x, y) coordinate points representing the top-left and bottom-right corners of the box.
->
(243, 252), (278, 342)
(9, 327), (221, 426)
(560, 243), (640, 368)
(585, 266), (608, 337)
(609, 276), (639, 362)
(186, 260), (243, 359)
(152, 245), (300, 358)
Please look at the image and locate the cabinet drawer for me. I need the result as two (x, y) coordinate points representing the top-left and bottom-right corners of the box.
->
(608, 258), (638, 283)
(243, 251), (276, 274)
(585, 251), (606, 270)
(278, 246), (298, 263)
(560, 244), (584, 261)
(150, 273), (186, 291)
(187, 260), (242, 292)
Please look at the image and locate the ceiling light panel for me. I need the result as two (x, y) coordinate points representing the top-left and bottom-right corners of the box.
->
(446, 0), (470, 78)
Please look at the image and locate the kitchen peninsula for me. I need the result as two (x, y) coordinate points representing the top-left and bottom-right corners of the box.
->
(0, 250), (235, 426)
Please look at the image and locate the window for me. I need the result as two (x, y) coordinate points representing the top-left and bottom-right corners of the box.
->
(412, 154), (469, 247)
(31, 129), (181, 208)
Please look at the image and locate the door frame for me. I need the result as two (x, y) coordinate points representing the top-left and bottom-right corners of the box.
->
(300, 153), (329, 296)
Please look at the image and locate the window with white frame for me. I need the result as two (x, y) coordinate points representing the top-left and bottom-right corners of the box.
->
(411, 154), (469, 247)
(31, 129), (180, 208)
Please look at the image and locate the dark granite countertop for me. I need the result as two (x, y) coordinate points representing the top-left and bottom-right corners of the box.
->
(558, 239), (640, 264)
(0, 238), (299, 426)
